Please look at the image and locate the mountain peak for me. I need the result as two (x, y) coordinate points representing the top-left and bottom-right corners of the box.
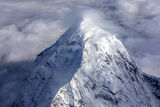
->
(13, 21), (159, 107)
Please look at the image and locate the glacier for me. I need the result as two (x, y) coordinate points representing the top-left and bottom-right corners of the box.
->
(13, 19), (160, 107)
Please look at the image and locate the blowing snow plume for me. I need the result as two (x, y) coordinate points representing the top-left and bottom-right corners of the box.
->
(13, 17), (160, 107)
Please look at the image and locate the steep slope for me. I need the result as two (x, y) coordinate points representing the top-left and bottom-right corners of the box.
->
(13, 19), (159, 107)
(143, 73), (160, 101)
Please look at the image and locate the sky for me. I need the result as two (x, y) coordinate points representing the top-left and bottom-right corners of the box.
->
(0, 0), (160, 106)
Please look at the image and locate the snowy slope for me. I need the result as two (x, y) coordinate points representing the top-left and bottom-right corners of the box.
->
(13, 19), (159, 107)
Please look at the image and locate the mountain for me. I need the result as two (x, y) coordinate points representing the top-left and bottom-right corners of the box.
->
(13, 19), (160, 107)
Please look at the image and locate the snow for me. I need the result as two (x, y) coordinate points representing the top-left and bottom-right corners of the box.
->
(13, 20), (160, 107)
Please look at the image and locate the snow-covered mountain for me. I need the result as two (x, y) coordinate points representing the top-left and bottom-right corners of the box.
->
(13, 19), (160, 107)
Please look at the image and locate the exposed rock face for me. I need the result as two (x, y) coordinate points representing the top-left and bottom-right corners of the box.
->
(13, 20), (159, 107)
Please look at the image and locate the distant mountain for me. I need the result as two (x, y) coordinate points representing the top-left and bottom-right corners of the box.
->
(13, 19), (160, 107)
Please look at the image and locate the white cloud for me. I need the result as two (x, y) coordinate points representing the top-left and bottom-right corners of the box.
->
(136, 54), (160, 77)
(0, 20), (66, 62)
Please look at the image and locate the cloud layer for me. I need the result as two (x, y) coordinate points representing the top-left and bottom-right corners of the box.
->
(0, 0), (160, 75)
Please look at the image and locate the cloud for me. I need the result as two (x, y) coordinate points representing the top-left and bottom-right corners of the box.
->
(136, 54), (160, 77)
(0, 20), (66, 62)
(0, 0), (97, 63)
(0, 0), (159, 74)
(0, 0), (160, 75)
(97, 0), (160, 76)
